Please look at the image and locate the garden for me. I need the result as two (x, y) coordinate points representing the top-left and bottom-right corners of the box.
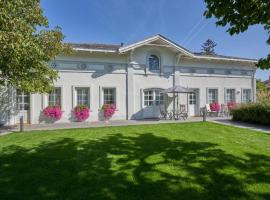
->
(231, 87), (270, 126)
(0, 122), (269, 200)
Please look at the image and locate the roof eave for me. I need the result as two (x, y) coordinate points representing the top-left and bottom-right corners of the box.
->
(73, 48), (118, 53)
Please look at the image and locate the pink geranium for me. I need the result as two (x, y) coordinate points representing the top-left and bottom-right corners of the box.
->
(227, 102), (237, 110)
(43, 106), (63, 121)
(210, 102), (221, 112)
(102, 104), (116, 120)
(74, 105), (90, 121)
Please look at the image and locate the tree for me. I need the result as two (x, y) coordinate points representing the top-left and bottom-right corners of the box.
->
(204, 0), (270, 69)
(256, 79), (268, 92)
(201, 39), (217, 55)
(0, 0), (70, 93)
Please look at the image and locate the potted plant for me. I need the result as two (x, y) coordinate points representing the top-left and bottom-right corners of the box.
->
(210, 102), (221, 112)
(43, 106), (63, 121)
(102, 104), (116, 122)
(74, 105), (90, 121)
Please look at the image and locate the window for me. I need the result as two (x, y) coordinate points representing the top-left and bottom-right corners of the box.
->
(189, 93), (197, 105)
(76, 88), (89, 106)
(144, 89), (164, 106)
(48, 87), (61, 106)
(207, 89), (218, 104)
(225, 89), (236, 103)
(148, 55), (160, 71)
(103, 88), (116, 105)
(16, 90), (30, 111)
(242, 89), (252, 103)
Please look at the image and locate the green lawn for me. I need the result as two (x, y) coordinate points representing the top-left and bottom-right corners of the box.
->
(0, 122), (269, 200)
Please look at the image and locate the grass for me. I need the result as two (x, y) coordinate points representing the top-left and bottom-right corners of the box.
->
(0, 122), (269, 200)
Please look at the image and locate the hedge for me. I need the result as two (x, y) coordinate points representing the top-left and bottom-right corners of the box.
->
(231, 103), (270, 126)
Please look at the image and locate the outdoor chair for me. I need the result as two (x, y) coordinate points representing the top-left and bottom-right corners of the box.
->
(178, 104), (188, 120)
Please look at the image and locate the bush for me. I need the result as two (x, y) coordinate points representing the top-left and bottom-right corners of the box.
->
(74, 105), (90, 121)
(231, 103), (270, 126)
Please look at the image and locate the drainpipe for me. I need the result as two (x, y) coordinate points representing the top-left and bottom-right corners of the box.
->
(252, 69), (256, 102)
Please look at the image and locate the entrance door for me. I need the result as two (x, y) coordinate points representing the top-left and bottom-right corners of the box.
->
(143, 89), (164, 119)
(16, 90), (30, 124)
(189, 90), (198, 116)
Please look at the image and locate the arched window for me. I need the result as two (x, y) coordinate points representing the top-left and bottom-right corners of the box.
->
(148, 54), (160, 71)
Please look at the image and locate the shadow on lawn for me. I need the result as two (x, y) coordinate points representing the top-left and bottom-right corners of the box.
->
(0, 133), (269, 200)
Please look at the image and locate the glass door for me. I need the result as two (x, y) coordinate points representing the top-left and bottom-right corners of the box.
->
(16, 90), (30, 123)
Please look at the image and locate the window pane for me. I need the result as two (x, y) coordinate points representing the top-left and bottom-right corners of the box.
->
(243, 89), (251, 103)
(103, 88), (116, 105)
(225, 89), (235, 103)
(48, 88), (61, 106)
(76, 88), (89, 106)
(149, 55), (160, 71)
(208, 89), (218, 104)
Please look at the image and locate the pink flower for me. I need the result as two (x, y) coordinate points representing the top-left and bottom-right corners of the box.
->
(227, 102), (237, 110)
(210, 102), (221, 112)
(74, 105), (90, 121)
(43, 106), (63, 121)
(102, 104), (116, 119)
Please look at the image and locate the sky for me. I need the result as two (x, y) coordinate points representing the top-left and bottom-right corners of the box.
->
(41, 0), (270, 81)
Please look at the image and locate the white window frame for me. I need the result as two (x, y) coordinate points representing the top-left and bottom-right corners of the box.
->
(102, 87), (116, 105)
(207, 88), (218, 104)
(146, 51), (162, 73)
(42, 86), (64, 110)
(189, 92), (197, 105)
(72, 86), (91, 108)
(143, 89), (164, 107)
(242, 88), (252, 103)
(224, 88), (236, 104)
(48, 87), (62, 107)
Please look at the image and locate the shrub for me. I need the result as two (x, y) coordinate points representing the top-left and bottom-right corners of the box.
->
(231, 103), (270, 126)
(74, 105), (90, 121)
(210, 102), (221, 112)
(43, 106), (63, 121)
(102, 104), (116, 120)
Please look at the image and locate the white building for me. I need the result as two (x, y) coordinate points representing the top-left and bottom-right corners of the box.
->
(0, 35), (257, 125)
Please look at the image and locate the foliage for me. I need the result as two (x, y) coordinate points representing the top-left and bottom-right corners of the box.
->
(201, 39), (217, 55)
(43, 106), (63, 121)
(204, 0), (270, 69)
(0, 0), (71, 93)
(210, 102), (220, 112)
(256, 79), (268, 92)
(102, 104), (116, 120)
(0, 122), (269, 199)
(231, 103), (270, 125)
(256, 79), (270, 104)
(74, 105), (90, 121)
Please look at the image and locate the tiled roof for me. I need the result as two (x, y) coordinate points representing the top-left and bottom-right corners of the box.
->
(67, 35), (257, 62)
(69, 43), (121, 51)
(193, 52), (257, 62)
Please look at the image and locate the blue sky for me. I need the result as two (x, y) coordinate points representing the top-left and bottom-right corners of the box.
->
(41, 0), (270, 81)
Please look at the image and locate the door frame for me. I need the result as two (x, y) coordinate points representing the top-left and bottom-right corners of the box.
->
(188, 88), (200, 116)
(16, 90), (31, 124)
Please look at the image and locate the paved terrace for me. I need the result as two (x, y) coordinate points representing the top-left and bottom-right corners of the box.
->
(1, 117), (270, 135)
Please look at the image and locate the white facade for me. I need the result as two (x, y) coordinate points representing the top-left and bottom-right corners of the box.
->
(0, 35), (256, 125)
